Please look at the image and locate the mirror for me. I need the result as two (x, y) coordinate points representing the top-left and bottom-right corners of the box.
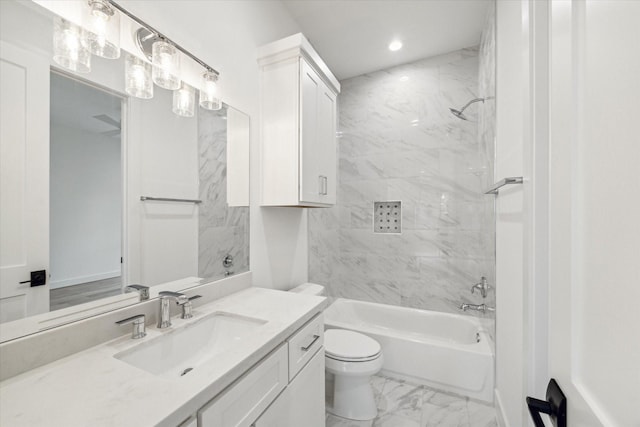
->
(49, 71), (123, 311)
(0, 0), (250, 341)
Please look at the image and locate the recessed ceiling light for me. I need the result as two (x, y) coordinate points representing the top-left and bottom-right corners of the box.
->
(388, 41), (403, 52)
(400, 75), (409, 82)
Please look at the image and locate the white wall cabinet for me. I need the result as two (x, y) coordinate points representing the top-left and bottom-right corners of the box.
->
(258, 33), (340, 207)
(194, 314), (325, 427)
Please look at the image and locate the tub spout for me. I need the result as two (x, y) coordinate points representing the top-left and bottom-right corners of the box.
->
(460, 303), (495, 314)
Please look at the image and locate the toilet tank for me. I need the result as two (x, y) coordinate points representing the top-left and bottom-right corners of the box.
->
(288, 282), (326, 296)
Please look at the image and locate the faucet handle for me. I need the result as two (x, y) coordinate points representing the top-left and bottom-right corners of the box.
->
(116, 314), (146, 339)
(181, 295), (202, 319)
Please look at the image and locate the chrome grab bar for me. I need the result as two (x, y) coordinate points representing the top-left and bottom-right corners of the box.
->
(140, 196), (202, 204)
(484, 176), (523, 195)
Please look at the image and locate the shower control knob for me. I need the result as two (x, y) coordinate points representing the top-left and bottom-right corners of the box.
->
(222, 254), (234, 269)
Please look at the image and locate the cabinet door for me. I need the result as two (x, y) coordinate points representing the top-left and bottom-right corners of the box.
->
(254, 348), (325, 427)
(316, 83), (337, 205)
(299, 59), (322, 204)
(198, 344), (288, 427)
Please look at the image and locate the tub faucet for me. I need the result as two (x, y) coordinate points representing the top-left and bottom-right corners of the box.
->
(471, 277), (491, 298)
(460, 303), (495, 314)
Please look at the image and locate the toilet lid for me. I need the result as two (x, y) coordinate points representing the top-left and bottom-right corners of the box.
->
(324, 329), (381, 361)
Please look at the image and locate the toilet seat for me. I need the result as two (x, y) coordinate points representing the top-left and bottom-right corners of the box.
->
(325, 329), (381, 362)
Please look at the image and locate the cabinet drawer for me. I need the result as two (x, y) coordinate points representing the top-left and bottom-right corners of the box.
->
(198, 344), (288, 427)
(287, 314), (324, 381)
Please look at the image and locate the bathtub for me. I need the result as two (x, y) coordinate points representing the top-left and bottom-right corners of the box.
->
(323, 298), (494, 402)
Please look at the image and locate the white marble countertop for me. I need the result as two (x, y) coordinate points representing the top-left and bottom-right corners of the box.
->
(0, 287), (327, 427)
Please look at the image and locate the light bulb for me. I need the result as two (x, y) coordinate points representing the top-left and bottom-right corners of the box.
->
(125, 54), (153, 99)
(199, 71), (222, 110)
(52, 17), (91, 73)
(173, 82), (195, 117)
(388, 40), (403, 51)
(152, 40), (180, 90)
(85, 0), (120, 59)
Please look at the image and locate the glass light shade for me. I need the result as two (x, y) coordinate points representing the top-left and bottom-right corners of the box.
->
(172, 82), (195, 117)
(85, 0), (121, 59)
(125, 54), (153, 99)
(199, 71), (222, 110)
(52, 17), (91, 73)
(152, 40), (180, 90)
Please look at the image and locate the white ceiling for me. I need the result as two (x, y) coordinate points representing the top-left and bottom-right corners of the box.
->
(281, 0), (492, 80)
(51, 72), (122, 136)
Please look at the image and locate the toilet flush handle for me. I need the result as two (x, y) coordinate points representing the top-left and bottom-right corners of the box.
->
(301, 334), (321, 351)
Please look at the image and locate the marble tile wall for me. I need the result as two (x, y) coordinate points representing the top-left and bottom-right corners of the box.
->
(309, 25), (496, 318)
(198, 108), (249, 280)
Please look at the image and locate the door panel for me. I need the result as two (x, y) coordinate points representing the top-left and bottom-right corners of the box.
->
(317, 84), (336, 204)
(299, 59), (321, 204)
(0, 41), (49, 322)
(548, 1), (640, 426)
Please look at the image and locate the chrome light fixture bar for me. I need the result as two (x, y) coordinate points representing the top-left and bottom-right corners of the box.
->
(107, 0), (220, 77)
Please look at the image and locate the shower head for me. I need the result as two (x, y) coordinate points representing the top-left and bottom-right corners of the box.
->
(449, 97), (490, 121)
(449, 107), (469, 121)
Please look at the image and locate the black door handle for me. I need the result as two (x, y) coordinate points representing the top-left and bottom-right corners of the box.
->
(19, 270), (47, 287)
(527, 378), (566, 427)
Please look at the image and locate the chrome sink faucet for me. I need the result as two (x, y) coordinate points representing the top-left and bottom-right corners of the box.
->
(471, 277), (491, 298)
(125, 284), (149, 301)
(460, 303), (495, 314)
(157, 291), (202, 328)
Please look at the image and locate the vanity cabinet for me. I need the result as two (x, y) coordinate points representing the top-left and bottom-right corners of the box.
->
(198, 344), (289, 426)
(196, 314), (325, 427)
(253, 349), (325, 427)
(258, 33), (341, 207)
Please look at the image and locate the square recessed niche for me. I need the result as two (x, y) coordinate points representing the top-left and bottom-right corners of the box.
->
(374, 201), (401, 234)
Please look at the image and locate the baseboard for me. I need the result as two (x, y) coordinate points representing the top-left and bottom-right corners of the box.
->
(494, 389), (508, 427)
(49, 270), (120, 289)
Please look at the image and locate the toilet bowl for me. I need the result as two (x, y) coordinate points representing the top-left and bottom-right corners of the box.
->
(289, 283), (384, 421)
(324, 329), (383, 421)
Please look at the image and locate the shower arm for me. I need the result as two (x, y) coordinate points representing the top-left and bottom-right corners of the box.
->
(458, 97), (486, 113)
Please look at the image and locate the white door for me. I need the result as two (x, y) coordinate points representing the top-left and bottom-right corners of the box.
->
(0, 41), (50, 322)
(546, 1), (640, 426)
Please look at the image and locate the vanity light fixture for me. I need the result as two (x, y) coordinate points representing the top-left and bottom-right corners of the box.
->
(173, 82), (196, 117)
(47, 0), (222, 117)
(152, 39), (181, 90)
(125, 53), (153, 99)
(199, 70), (222, 110)
(52, 17), (92, 73)
(85, 0), (121, 59)
(388, 40), (403, 51)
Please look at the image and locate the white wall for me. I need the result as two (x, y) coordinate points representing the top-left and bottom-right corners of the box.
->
(118, 1), (306, 289)
(494, 0), (526, 425)
(49, 124), (121, 288)
(126, 88), (200, 287)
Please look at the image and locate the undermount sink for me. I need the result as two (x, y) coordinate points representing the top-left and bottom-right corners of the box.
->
(114, 312), (267, 378)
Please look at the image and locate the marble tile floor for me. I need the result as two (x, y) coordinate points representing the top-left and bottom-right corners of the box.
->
(326, 375), (496, 427)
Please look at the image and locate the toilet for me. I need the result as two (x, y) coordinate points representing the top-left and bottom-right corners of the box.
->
(289, 283), (384, 421)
